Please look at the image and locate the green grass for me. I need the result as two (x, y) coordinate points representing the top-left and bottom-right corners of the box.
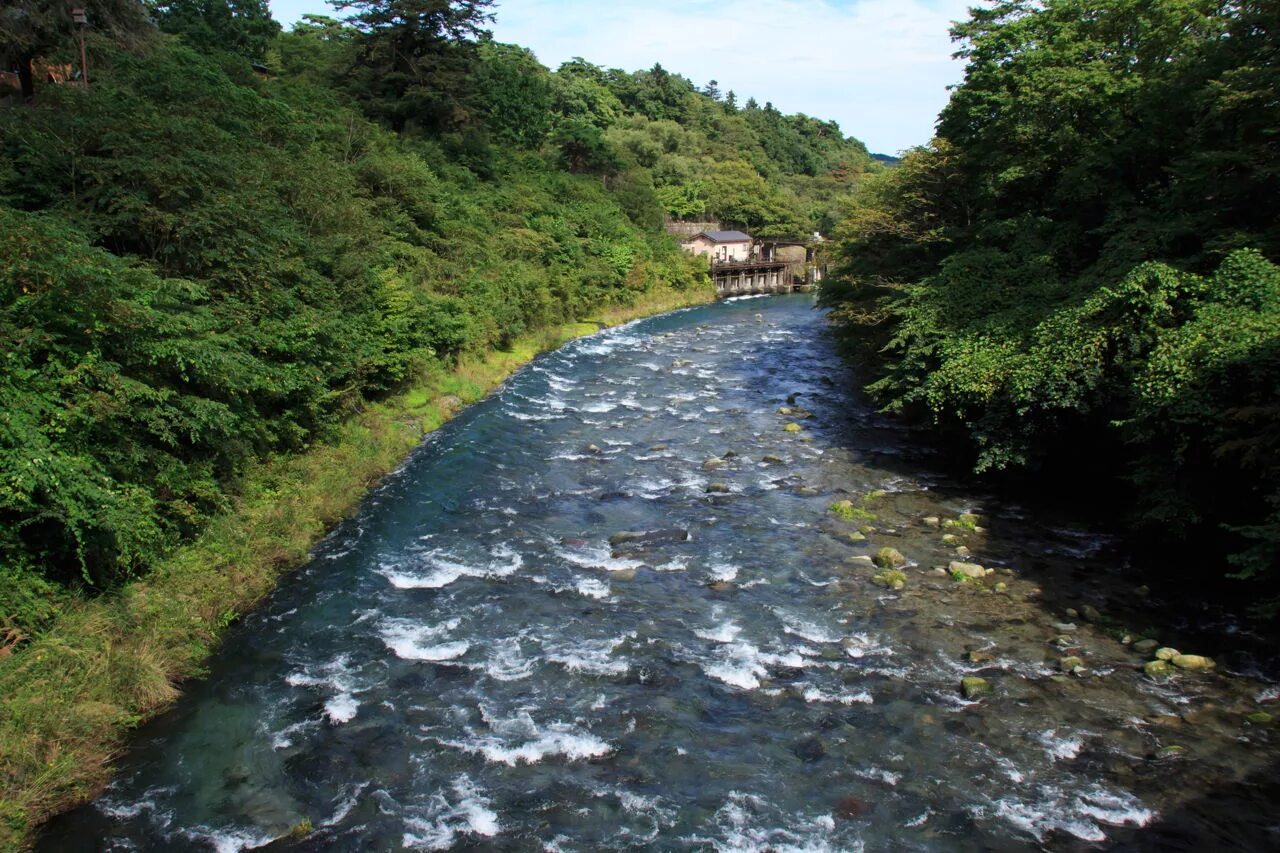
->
(0, 284), (712, 851)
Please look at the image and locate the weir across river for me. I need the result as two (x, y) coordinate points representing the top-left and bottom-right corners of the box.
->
(711, 258), (806, 297)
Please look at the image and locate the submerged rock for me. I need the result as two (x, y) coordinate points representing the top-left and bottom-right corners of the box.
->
(874, 547), (907, 569)
(762, 454), (785, 465)
(792, 737), (826, 762)
(1247, 711), (1274, 725)
(961, 676), (993, 700)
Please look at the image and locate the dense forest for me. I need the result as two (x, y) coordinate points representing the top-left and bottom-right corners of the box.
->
(821, 0), (1280, 600)
(0, 0), (877, 638)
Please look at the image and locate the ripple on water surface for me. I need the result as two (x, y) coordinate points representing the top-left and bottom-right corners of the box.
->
(36, 295), (1280, 852)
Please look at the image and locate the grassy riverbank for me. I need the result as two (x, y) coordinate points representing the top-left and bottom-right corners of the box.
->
(0, 284), (711, 850)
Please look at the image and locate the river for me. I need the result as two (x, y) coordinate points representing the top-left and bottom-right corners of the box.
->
(41, 294), (1280, 851)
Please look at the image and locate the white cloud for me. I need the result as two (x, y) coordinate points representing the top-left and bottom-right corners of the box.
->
(269, 0), (972, 154)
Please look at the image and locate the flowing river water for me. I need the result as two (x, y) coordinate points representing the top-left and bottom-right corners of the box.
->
(42, 295), (1280, 851)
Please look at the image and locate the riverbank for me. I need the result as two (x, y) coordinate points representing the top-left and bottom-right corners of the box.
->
(0, 284), (712, 851)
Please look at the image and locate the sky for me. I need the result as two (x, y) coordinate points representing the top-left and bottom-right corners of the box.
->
(267, 0), (975, 155)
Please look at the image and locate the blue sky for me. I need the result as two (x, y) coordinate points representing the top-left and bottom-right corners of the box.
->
(267, 0), (973, 155)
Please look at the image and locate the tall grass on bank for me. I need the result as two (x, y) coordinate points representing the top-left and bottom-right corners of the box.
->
(0, 284), (711, 850)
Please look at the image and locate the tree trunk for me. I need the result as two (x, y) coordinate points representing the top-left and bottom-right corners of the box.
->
(18, 55), (34, 100)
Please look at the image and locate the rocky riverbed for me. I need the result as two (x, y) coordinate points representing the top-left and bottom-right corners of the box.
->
(41, 294), (1280, 851)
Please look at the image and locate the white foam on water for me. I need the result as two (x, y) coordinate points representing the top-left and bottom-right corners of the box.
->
(379, 545), (523, 590)
(403, 776), (501, 850)
(545, 634), (633, 676)
(443, 710), (612, 766)
(704, 791), (857, 853)
(654, 557), (689, 572)
(703, 642), (769, 690)
(324, 693), (359, 724)
(284, 654), (362, 725)
(581, 400), (618, 413)
(180, 827), (275, 853)
(802, 687), (873, 705)
(856, 767), (901, 786)
(774, 609), (842, 644)
(1038, 729), (1087, 762)
(471, 636), (535, 682)
(696, 620), (743, 644)
(380, 619), (470, 662)
(575, 577), (612, 600)
(555, 542), (643, 573)
(708, 560), (739, 582)
(982, 784), (1152, 843)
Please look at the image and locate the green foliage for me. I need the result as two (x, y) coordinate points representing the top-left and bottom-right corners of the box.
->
(0, 36), (709, 612)
(823, 0), (1280, 591)
(148, 0), (281, 60)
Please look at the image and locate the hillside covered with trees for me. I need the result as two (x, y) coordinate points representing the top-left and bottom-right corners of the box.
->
(821, 0), (1280, 599)
(0, 0), (877, 638)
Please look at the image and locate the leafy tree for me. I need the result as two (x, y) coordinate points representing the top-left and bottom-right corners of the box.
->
(148, 0), (281, 60)
(823, 0), (1280, 596)
(334, 0), (495, 131)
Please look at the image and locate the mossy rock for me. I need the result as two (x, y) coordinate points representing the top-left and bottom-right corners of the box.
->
(829, 500), (875, 523)
(874, 547), (907, 569)
(955, 513), (981, 531)
(961, 676), (993, 700)
(871, 569), (907, 590)
(1171, 654), (1215, 671)
(1144, 659), (1173, 679)
(288, 819), (313, 839)
(1247, 711), (1274, 725)
(1060, 656), (1085, 672)
(783, 422), (803, 433)
(1155, 647), (1180, 661)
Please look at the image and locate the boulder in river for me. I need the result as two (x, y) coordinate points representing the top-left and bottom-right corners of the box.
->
(961, 676), (993, 700)
(784, 422), (803, 433)
(1171, 654), (1215, 671)
(1080, 604), (1103, 623)
(706, 482), (731, 494)
(762, 455), (785, 465)
(874, 547), (907, 569)
(949, 561), (987, 580)
(585, 444), (603, 454)
(871, 569), (907, 590)
(609, 529), (690, 548)
(1132, 639), (1160, 655)
(1155, 647), (1181, 661)
(922, 516), (941, 529)
(702, 457), (725, 470)
(1060, 656), (1085, 673)
(1144, 659), (1174, 679)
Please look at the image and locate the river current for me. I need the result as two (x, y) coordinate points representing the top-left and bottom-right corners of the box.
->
(42, 295), (1280, 851)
